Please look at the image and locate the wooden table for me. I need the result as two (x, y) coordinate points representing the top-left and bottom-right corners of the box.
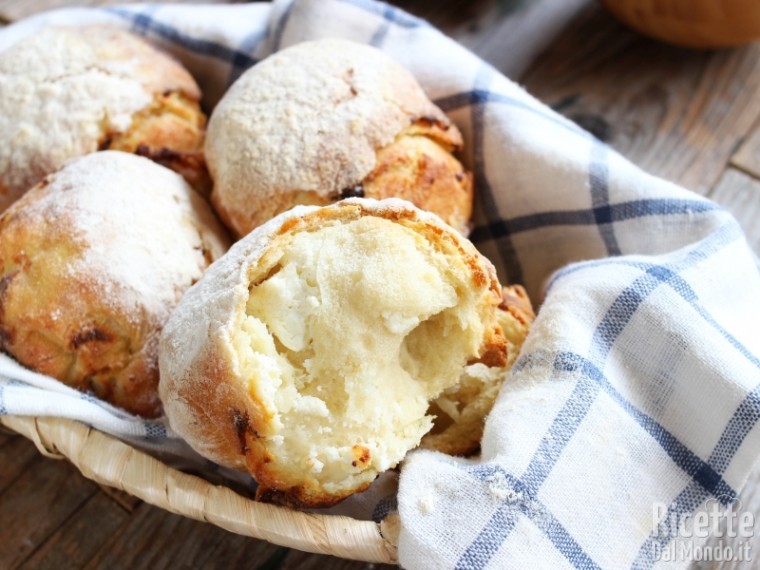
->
(1, 1), (759, 568)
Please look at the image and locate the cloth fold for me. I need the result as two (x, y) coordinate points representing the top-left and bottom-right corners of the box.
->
(1, 1), (759, 568)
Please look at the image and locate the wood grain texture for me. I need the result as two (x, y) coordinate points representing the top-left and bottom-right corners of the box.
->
(393, 0), (590, 78)
(81, 502), (281, 570)
(395, 0), (760, 197)
(283, 549), (395, 570)
(18, 492), (130, 570)
(516, 2), (760, 196)
(0, 443), (96, 569)
(731, 120), (760, 181)
(708, 168), (760, 252)
(0, 434), (39, 495)
(96, 485), (142, 513)
(79, 497), (381, 570)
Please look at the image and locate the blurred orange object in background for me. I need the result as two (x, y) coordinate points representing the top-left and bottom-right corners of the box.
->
(598, 0), (760, 48)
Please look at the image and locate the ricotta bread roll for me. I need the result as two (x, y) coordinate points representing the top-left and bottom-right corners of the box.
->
(206, 38), (473, 238)
(422, 285), (535, 456)
(0, 151), (229, 418)
(0, 26), (208, 212)
(159, 199), (506, 507)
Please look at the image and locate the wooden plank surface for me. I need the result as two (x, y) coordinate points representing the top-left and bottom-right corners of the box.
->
(709, 168), (760, 252)
(731, 119), (760, 180)
(0, 433), (40, 495)
(0, 451), (97, 569)
(18, 493), (131, 570)
(518, 7), (760, 196)
(1, 1), (760, 569)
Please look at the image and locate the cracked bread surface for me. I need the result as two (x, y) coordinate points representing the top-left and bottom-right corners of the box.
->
(0, 151), (229, 417)
(159, 199), (505, 507)
(0, 25), (206, 211)
(206, 38), (472, 237)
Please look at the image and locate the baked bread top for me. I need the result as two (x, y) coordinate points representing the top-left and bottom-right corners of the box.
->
(0, 151), (229, 417)
(0, 26), (204, 211)
(159, 198), (506, 506)
(206, 38), (470, 237)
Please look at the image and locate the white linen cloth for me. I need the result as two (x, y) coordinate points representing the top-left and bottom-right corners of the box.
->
(1, 2), (759, 568)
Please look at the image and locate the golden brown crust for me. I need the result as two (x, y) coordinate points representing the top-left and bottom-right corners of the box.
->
(499, 283), (536, 324)
(103, 91), (210, 196)
(0, 26), (207, 211)
(0, 152), (229, 418)
(255, 480), (373, 509)
(362, 120), (473, 235)
(206, 38), (474, 237)
(159, 198), (504, 507)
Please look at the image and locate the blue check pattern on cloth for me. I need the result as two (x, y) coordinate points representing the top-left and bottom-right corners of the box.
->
(1, 1), (760, 568)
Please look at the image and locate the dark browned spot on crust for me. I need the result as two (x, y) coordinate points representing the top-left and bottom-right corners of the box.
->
(0, 271), (17, 318)
(201, 246), (213, 265)
(455, 172), (465, 182)
(499, 285), (536, 324)
(98, 135), (113, 151)
(134, 144), (209, 189)
(413, 114), (451, 131)
(335, 184), (365, 200)
(69, 327), (113, 350)
(255, 479), (374, 509)
(351, 444), (371, 468)
(337, 68), (359, 102)
(255, 486), (280, 504)
(193, 244), (214, 266)
(232, 408), (251, 454)
(0, 327), (13, 349)
(135, 144), (184, 163)
(84, 375), (112, 400)
(476, 342), (508, 368)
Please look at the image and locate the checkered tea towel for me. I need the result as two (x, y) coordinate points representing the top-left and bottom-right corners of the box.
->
(1, 1), (760, 568)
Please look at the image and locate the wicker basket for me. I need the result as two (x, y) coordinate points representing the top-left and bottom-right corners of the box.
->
(0, 415), (399, 564)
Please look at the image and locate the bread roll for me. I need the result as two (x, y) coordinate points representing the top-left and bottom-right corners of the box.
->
(422, 285), (535, 456)
(159, 199), (505, 507)
(0, 26), (208, 212)
(206, 38), (473, 238)
(0, 151), (229, 417)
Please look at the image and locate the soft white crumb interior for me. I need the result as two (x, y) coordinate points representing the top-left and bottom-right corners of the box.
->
(232, 216), (488, 494)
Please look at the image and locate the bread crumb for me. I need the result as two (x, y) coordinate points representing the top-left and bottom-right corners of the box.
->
(486, 472), (522, 503)
(418, 493), (437, 514)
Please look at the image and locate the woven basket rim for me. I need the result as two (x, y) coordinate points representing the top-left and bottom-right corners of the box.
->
(0, 414), (398, 564)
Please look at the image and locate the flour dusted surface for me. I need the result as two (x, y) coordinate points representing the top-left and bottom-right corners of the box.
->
(0, 151), (229, 417)
(0, 26), (200, 210)
(206, 38), (459, 236)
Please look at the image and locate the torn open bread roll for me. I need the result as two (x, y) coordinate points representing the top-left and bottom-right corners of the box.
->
(205, 38), (473, 238)
(159, 199), (506, 507)
(0, 25), (208, 211)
